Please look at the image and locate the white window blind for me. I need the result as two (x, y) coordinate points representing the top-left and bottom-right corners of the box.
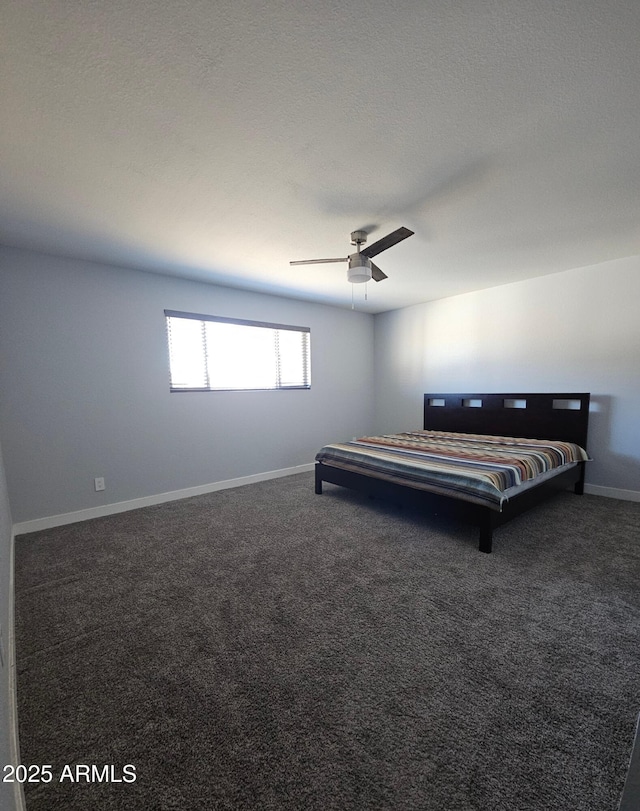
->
(165, 311), (311, 391)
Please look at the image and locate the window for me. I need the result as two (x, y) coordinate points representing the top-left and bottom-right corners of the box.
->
(165, 310), (311, 391)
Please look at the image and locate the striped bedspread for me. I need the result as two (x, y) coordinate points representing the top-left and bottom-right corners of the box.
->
(315, 430), (590, 511)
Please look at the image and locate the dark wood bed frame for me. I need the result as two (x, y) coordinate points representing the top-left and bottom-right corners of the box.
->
(315, 392), (590, 553)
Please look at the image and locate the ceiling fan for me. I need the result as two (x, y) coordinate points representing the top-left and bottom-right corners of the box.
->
(290, 226), (414, 284)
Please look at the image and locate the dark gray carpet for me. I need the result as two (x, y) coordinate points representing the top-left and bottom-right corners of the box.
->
(14, 473), (640, 810)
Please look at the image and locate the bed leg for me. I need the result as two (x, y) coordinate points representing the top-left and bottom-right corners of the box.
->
(315, 466), (323, 495)
(478, 513), (494, 553)
(574, 461), (586, 495)
(479, 529), (493, 554)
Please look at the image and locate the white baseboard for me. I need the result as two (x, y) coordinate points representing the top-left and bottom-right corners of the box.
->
(8, 529), (26, 811)
(12, 468), (638, 536)
(13, 463), (315, 536)
(584, 483), (640, 502)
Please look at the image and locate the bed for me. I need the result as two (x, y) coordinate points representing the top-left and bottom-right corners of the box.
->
(314, 392), (591, 553)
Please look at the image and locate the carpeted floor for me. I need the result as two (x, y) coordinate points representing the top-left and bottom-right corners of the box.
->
(13, 472), (640, 810)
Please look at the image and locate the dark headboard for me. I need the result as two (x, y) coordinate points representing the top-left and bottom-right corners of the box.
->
(423, 393), (590, 449)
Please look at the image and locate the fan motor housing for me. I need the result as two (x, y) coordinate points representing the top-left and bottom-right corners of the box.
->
(350, 230), (368, 246)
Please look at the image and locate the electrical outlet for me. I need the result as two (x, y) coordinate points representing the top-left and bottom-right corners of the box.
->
(94, 477), (105, 492)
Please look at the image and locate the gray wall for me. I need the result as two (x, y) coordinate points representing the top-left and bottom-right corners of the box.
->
(2, 245), (639, 516)
(0, 247), (375, 523)
(374, 254), (640, 499)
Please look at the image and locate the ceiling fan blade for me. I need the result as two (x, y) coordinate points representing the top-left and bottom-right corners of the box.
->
(289, 257), (347, 266)
(361, 226), (414, 258)
(371, 262), (387, 282)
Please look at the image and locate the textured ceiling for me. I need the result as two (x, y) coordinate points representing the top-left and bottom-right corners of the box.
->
(2, 0), (639, 312)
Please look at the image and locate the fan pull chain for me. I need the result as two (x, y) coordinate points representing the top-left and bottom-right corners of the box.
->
(351, 284), (355, 310)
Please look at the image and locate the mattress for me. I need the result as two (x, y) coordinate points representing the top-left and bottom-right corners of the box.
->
(315, 430), (590, 511)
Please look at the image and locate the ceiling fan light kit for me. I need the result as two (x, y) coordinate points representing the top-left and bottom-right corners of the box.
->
(347, 254), (372, 283)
